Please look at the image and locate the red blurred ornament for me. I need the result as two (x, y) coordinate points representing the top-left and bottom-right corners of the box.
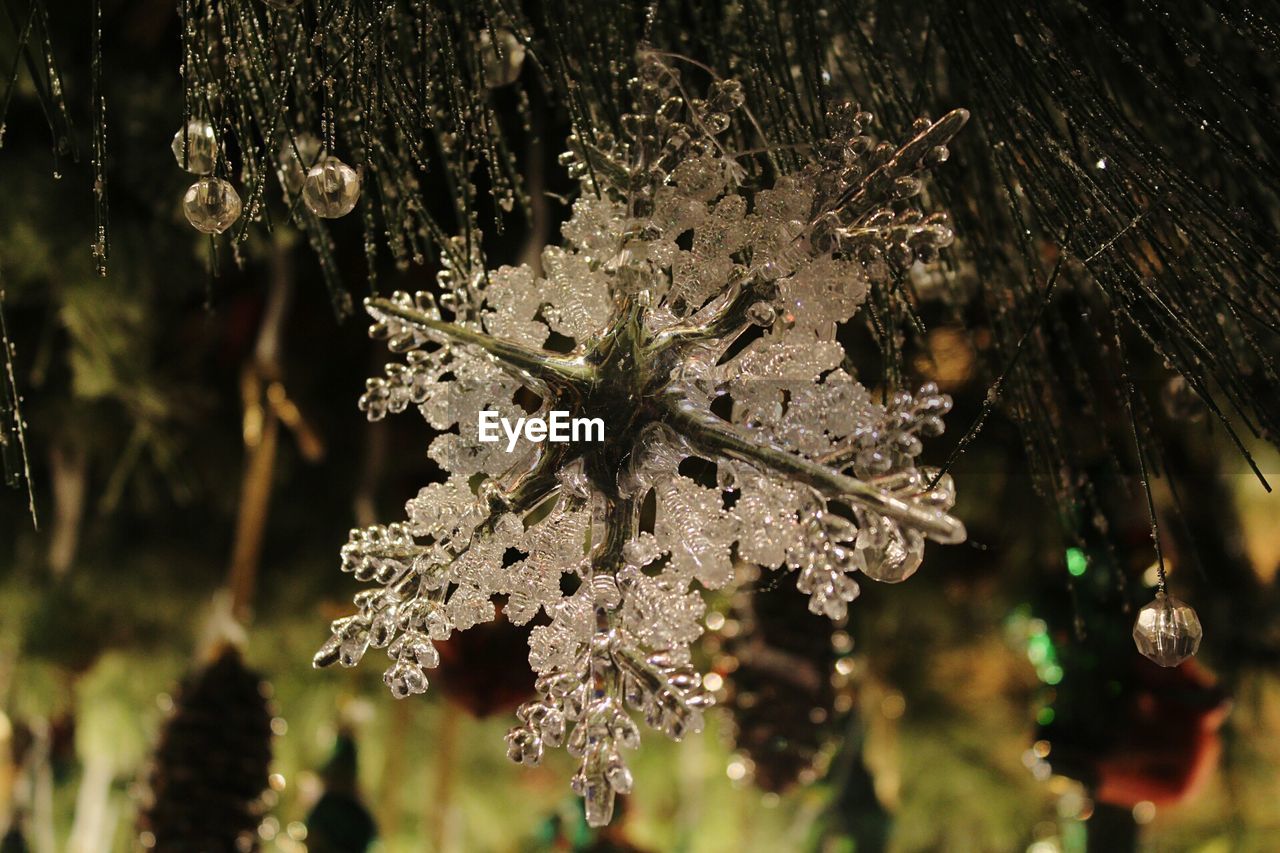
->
(434, 612), (537, 717)
(1092, 658), (1230, 808)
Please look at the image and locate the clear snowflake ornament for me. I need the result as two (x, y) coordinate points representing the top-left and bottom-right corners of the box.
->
(315, 57), (968, 826)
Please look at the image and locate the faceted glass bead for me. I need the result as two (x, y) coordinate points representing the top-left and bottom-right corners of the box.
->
(278, 133), (323, 194)
(857, 521), (923, 583)
(703, 112), (731, 134)
(182, 177), (242, 234)
(302, 155), (361, 218)
(170, 119), (217, 175)
(1133, 592), (1202, 667)
(1161, 375), (1206, 422)
(479, 29), (526, 88)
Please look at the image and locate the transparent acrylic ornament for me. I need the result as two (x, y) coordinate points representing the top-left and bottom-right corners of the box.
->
(1133, 592), (1202, 667)
(278, 133), (323, 194)
(302, 155), (361, 218)
(315, 58), (970, 826)
(170, 119), (217, 175)
(857, 519), (924, 583)
(182, 177), (241, 234)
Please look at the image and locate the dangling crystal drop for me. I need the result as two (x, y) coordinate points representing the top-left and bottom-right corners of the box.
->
(170, 119), (217, 175)
(182, 177), (241, 234)
(302, 155), (361, 218)
(582, 776), (616, 827)
(856, 519), (923, 583)
(1132, 592), (1202, 667)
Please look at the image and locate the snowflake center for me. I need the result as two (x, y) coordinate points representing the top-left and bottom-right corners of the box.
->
(560, 297), (678, 492)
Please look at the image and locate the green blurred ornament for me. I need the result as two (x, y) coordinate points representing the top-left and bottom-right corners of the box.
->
(305, 729), (377, 853)
(0, 825), (29, 852)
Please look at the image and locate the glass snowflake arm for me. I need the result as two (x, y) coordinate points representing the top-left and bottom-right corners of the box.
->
(365, 292), (592, 387)
(312, 440), (569, 694)
(507, 493), (713, 827)
(665, 398), (964, 545)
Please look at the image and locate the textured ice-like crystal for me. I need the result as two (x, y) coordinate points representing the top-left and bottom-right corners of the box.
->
(171, 119), (218, 175)
(302, 155), (361, 218)
(316, 58), (968, 824)
(182, 177), (241, 234)
(1133, 592), (1202, 667)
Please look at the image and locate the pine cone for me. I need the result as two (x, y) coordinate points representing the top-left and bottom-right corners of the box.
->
(435, 610), (537, 718)
(719, 568), (845, 793)
(141, 648), (273, 852)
